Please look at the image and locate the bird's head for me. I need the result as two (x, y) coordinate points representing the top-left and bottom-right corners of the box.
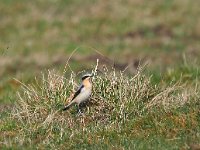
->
(81, 73), (93, 81)
(81, 74), (93, 87)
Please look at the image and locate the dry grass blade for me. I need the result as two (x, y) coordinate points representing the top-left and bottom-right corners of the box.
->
(5, 61), (198, 148)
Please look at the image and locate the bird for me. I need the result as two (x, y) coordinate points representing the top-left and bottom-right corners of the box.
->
(62, 73), (93, 113)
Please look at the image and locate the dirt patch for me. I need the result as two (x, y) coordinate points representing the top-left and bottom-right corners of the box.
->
(0, 52), (145, 77)
(123, 24), (173, 39)
(77, 54), (144, 74)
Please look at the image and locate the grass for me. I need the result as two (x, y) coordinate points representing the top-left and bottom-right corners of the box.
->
(0, 62), (199, 149)
(1, 0), (200, 149)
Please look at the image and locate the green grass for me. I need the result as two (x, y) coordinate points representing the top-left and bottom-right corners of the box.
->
(0, 64), (200, 149)
(1, 0), (200, 149)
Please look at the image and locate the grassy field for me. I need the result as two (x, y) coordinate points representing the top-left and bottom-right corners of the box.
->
(0, 0), (200, 149)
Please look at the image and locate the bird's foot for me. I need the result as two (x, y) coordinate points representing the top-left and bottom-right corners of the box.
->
(77, 109), (85, 116)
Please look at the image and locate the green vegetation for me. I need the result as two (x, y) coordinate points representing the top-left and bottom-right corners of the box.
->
(0, 0), (200, 149)
(1, 65), (199, 149)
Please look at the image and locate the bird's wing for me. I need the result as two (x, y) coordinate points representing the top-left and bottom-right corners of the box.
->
(71, 84), (84, 100)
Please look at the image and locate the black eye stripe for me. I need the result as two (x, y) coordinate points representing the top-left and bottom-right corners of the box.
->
(82, 76), (89, 80)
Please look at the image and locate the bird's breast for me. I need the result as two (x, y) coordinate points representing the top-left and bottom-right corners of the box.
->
(75, 88), (92, 104)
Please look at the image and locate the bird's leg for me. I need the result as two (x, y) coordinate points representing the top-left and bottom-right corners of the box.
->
(77, 103), (84, 115)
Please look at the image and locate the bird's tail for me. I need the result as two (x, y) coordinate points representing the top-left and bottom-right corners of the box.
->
(62, 101), (75, 111)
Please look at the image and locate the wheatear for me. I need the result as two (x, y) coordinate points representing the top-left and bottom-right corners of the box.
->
(62, 74), (93, 113)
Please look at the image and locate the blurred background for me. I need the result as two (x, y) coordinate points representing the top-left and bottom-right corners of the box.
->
(0, 0), (200, 104)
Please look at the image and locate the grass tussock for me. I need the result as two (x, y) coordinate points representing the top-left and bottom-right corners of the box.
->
(1, 63), (199, 149)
